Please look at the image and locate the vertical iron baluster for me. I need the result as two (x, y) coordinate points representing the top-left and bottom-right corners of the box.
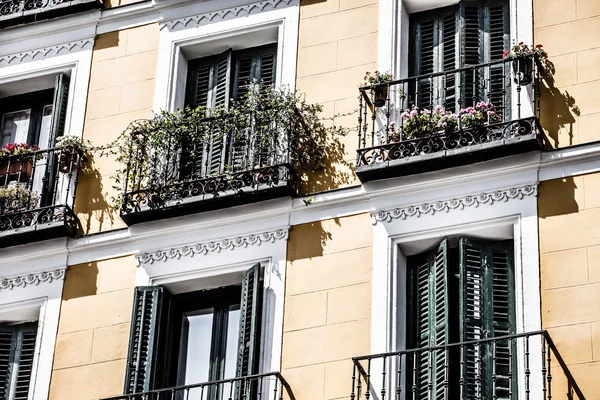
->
(476, 342), (482, 400)
(229, 380), (234, 400)
(357, 361), (363, 400)
(542, 334), (547, 400)
(516, 58), (522, 120)
(459, 344), (465, 400)
(358, 93), (364, 151)
(396, 354), (402, 400)
(365, 358), (372, 400)
(279, 377), (284, 400)
(547, 338), (552, 400)
(351, 363), (357, 400)
(273, 376), (279, 400)
(525, 335), (531, 400)
(185, 387), (190, 400)
(536, 56), (541, 120)
(371, 101), (376, 147)
(502, 60), (507, 122)
(257, 376), (263, 400)
(471, 66), (477, 107)
(443, 73), (448, 111)
(412, 354), (417, 400)
(444, 347), (449, 400)
(428, 349), (433, 400)
(381, 355), (387, 400)
(385, 86), (391, 143)
(362, 95), (368, 149)
(492, 340), (497, 400)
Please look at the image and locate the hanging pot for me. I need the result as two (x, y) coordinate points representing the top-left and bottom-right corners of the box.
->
(58, 146), (80, 174)
(512, 58), (533, 86)
(372, 85), (389, 108)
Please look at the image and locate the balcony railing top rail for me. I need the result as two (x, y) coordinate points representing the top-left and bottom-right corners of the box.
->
(102, 371), (294, 400)
(351, 330), (586, 400)
(356, 55), (548, 178)
(0, 145), (84, 244)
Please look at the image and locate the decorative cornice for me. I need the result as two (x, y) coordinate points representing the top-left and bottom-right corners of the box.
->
(137, 228), (289, 266)
(0, 269), (65, 291)
(0, 39), (94, 67)
(165, 0), (294, 30)
(372, 185), (537, 224)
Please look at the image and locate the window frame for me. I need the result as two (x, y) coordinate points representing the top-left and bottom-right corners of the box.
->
(0, 89), (54, 148)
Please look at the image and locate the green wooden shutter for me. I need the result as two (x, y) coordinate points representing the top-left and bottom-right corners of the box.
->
(124, 286), (172, 394)
(236, 263), (263, 377)
(409, 7), (458, 110)
(0, 323), (38, 400)
(232, 44), (277, 101)
(408, 240), (450, 400)
(49, 73), (69, 147)
(459, 238), (516, 400)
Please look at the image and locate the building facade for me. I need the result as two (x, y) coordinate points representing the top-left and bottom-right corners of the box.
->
(0, 0), (596, 399)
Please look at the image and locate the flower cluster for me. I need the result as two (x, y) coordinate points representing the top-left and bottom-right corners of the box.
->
(0, 143), (40, 159)
(459, 102), (501, 129)
(0, 184), (39, 213)
(401, 105), (458, 139)
(503, 42), (548, 60)
(364, 70), (393, 86)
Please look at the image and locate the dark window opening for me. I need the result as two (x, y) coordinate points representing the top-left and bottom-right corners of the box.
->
(124, 264), (263, 395)
(0, 322), (38, 400)
(406, 237), (516, 399)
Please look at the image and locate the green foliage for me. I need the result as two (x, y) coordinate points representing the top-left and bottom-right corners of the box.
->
(0, 184), (39, 213)
(102, 83), (344, 211)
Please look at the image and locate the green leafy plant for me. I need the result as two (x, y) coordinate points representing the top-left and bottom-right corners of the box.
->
(459, 102), (501, 129)
(401, 105), (458, 139)
(503, 43), (548, 61)
(102, 83), (342, 211)
(363, 71), (393, 86)
(55, 135), (93, 173)
(0, 184), (39, 213)
(0, 143), (40, 158)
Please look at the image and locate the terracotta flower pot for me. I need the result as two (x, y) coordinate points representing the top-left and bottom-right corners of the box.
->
(372, 85), (389, 108)
(58, 146), (80, 174)
(0, 159), (33, 182)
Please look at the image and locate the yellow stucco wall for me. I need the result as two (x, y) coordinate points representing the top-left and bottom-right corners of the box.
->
(48, 256), (137, 400)
(75, 23), (159, 234)
(539, 172), (600, 397)
(295, 0), (378, 193)
(282, 213), (373, 400)
(535, 0), (600, 148)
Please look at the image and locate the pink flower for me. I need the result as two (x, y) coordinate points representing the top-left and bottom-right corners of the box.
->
(503, 50), (509, 58)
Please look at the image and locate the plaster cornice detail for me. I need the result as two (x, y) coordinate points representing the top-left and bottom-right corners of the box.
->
(372, 185), (537, 224)
(137, 228), (289, 266)
(0, 39), (93, 67)
(164, 0), (294, 30)
(0, 268), (65, 291)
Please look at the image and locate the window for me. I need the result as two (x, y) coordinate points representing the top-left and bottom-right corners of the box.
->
(0, 322), (37, 400)
(406, 238), (516, 399)
(124, 264), (263, 395)
(0, 73), (70, 150)
(408, 0), (509, 112)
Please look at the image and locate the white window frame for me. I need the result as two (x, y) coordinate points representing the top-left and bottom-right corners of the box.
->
(369, 170), (543, 399)
(153, 0), (300, 113)
(0, 268), (65, 400)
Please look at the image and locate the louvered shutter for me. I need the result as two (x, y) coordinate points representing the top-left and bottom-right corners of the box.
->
(236, 263), (263, 377)
(0, 323), (38, 400)
(124, 286), (171, 394)
(459, 238), (516, 400)
(410, 7), (458, 110)
(408, 240), (449, 400)
(49, 73), (69, 147)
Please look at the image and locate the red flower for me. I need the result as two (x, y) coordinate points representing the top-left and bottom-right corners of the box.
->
(502, 50), (509, 58)
(518, 41), (524, 45)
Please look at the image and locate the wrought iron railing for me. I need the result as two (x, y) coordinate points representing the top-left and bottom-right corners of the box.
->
(119, 110), (297, 223)
(0, 146), (85, 243)
(0, 0), (101, 27)
(103, 372), (294, 400)
(351, 330), (585, 400)
(356, 55), (548, 174)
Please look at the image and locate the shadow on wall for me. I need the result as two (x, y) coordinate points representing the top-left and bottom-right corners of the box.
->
(75, 154), (115, 234)
(286, 218), (342, 261)
(61, 262), (99, 301)
(540, 60), (581, 148)
(538, 176), (579, 218)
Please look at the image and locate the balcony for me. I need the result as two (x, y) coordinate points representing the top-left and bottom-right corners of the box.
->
(356, 56), (550, 182)
(351, 331), (585, 400)
(118, 108), (297, 226)
(102, 372), (294, 400)
(0, 146), (84, 248)
(0, 0), (102, 29)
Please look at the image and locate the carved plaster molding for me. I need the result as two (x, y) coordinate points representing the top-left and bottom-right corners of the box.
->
(372, 185), (537, 224)
(165, 0), (294, 30)
(0, 268), (65, 291)
(137, 228), (289, 266)
(0, 39), (93, 67)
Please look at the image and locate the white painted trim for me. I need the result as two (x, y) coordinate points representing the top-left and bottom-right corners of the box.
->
(0, 269), (65, 400)
(135, 226), (289, 375)
(152, 0), (299, 113)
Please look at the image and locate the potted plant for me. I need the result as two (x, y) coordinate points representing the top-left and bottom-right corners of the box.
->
(55, 136), (92, 174)
(402, 105), (458, 139)
(0, 184), (39, 214)
(459, 101), (501, 129)
(0, 143), (40, 182)
(364, 71), (393, 107)
(503, 43), (548, 85)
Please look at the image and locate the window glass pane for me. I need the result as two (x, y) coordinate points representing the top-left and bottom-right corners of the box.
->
(1, 110), (31, 146)
(182, 309), (214, 385)
(37, 105), (53, 149)
(223, 306), (241, 379)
